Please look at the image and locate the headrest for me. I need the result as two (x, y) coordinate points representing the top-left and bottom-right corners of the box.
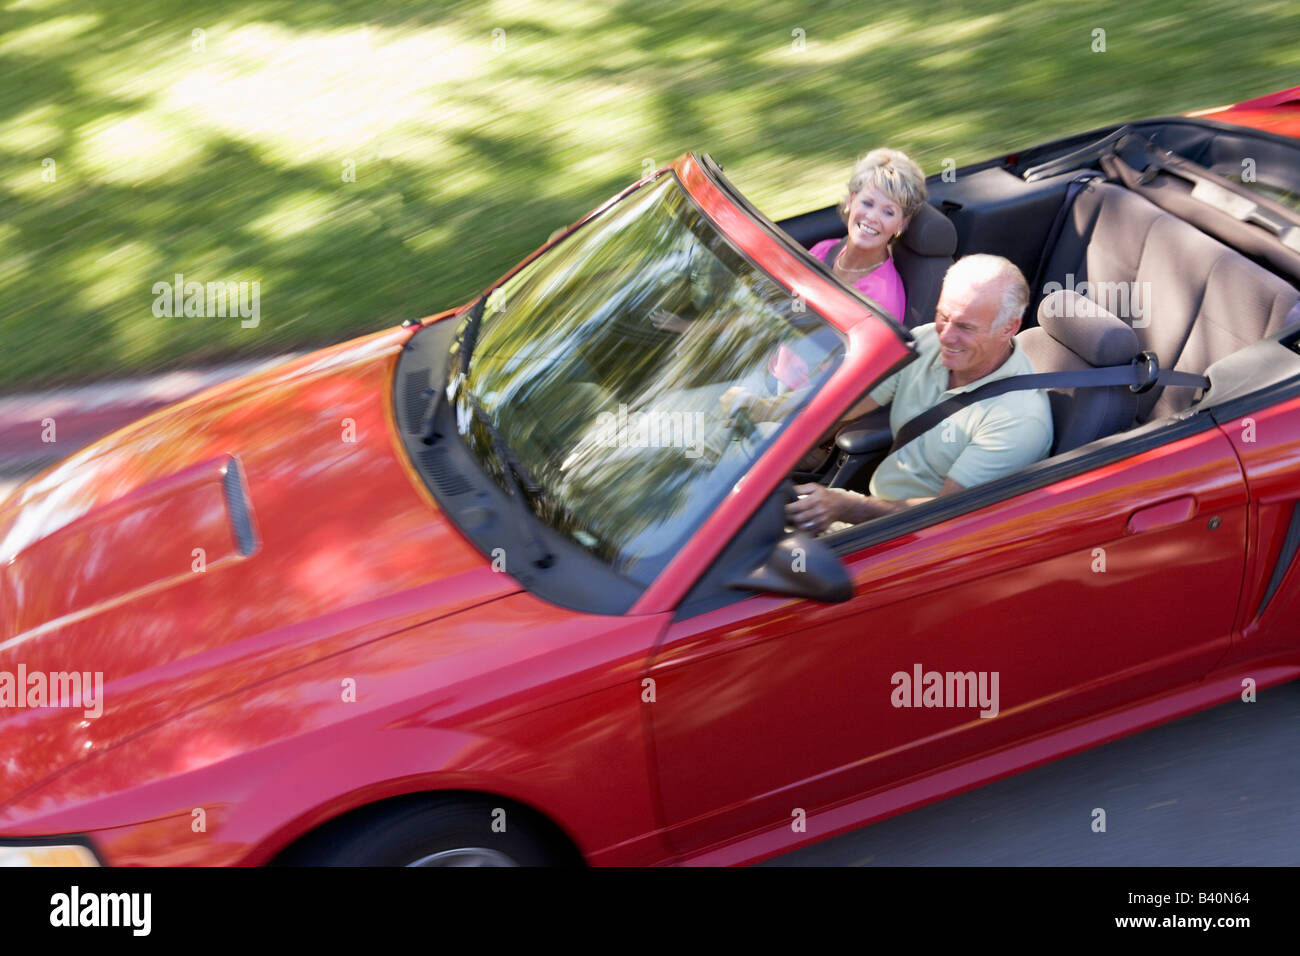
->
(1037, 290), (1139, 367)
(898, 202), (957, 258)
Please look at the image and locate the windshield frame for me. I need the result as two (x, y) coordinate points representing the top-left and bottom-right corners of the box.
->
(397, 154), (916, 614)
(453, 169), (858, 587)
(625, 155), (916, 613)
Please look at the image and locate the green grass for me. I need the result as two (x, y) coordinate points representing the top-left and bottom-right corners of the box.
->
(1, 0), (1297, 391)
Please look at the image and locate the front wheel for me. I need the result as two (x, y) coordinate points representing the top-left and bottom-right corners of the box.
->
(277, 797), (567, 867)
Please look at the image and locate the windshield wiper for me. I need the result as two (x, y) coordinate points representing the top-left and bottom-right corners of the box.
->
(461, 386), (555, 570)
(420, 297), (487, 445)
(457, 294), (488, 376)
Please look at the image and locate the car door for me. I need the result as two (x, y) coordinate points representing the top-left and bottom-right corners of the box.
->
(647, 420), (1248, 857)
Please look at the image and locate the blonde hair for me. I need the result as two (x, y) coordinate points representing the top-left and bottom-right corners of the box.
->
(838, 149), (927, 238)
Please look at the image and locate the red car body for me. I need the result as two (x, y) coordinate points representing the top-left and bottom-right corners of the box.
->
(2, 86), (1300, 866)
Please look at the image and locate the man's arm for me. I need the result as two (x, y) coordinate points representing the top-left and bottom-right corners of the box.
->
(855, 477), (963, 515)
(842, 394), (879, 420)
(785, 478), (964, 532)
(817, 407), (1051, 529)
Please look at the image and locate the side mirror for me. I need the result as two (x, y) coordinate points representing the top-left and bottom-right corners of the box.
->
(728, 531), (853, 603)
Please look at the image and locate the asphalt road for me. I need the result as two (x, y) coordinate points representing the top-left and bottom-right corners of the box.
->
(4, 459), (1297, 867)
(766, 678), (1300, 866)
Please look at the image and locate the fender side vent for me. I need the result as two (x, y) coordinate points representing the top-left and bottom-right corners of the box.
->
(1253, 501), (1300, 622)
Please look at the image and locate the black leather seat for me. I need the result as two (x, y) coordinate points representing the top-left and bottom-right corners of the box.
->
(1034, 180), (1300, 421)
(831, 289), (1141, 485)
(1017, 290), (1140, 454)
(890, 202), (958, 328)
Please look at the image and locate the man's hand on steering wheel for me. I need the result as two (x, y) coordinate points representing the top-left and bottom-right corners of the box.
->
(785, 483), (901, 534)
(784, 483), (844, 535)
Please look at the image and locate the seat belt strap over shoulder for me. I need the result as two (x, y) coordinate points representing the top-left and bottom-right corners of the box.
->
(1026, 174), (1099, 320)
(822, 238), (845, 268)
(886, 356), (1209, 456)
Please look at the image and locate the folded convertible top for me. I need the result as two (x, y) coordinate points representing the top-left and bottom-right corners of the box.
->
(1100, 134), (1300, 283)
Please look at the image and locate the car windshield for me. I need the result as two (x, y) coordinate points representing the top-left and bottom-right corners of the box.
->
(449, 173), (844, 585)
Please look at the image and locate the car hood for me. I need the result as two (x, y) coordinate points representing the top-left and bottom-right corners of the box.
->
(0, 324), (520, 807)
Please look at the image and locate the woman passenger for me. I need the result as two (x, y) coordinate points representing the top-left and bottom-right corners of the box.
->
(809, 147), (926, 327)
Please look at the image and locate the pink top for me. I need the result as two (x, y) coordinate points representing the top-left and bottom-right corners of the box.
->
(808, 239), (907, 324)
(767, 241), (907, 391)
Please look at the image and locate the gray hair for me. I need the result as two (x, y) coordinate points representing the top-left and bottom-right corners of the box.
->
(839, 148), (927, 225)
(942, 254), (1030, 330)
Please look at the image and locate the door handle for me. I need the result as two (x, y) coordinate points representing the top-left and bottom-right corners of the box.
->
(1126, 495), (1197, 534)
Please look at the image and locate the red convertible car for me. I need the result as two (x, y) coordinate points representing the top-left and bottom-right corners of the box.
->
(3, 86), (1300, 867)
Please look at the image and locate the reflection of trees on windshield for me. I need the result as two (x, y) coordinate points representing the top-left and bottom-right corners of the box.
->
(457, 175), (842, 584)
(550, 281), (799, 575)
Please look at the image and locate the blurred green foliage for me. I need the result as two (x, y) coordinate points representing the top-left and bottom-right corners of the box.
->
(1, 0), (1297, 391)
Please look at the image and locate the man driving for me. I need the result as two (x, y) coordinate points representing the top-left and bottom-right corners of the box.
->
(786, 254), (1054, 534)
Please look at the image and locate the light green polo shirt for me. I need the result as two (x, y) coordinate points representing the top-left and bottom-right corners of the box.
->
(867, 324), (1053, 500)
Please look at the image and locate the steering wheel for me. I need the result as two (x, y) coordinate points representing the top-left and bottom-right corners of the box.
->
(780, 477), (810, 534)
(781, 477), (799, 505)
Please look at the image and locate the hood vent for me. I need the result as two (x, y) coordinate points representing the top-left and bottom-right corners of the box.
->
(222, 457), (259, 556)
(416, 447), (472, 496)
(403, 369), (432, 434)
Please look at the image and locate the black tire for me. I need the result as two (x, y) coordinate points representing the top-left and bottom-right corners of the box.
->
(278, 796), (566, 867)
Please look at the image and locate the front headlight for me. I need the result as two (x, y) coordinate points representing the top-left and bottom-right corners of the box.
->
(0, 842), (100, 866)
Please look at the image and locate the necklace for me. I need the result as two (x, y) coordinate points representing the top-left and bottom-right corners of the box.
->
(835, 248), (886, 275)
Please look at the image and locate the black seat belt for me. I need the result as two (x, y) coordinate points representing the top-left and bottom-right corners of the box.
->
(886, 355), (1209, 455)
(822, 238), (845, 267)
(1025, 174), (1099, 321)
